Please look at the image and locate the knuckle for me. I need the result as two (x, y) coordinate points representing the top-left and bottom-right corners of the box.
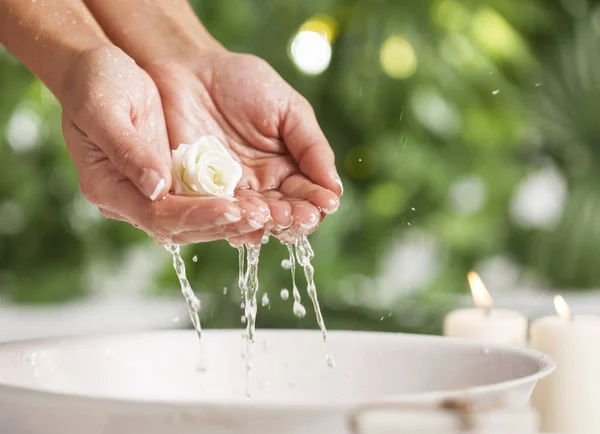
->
(111, 136), (136, 175)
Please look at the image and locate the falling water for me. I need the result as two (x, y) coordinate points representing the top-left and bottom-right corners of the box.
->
(238, 244), (262, 400)
(165, 244), (205, 370)
(286, 244), (306, 318)
(294, 235), (335, 368)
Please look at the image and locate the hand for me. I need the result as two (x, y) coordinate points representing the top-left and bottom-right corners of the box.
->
(61, 46), (271, 245)
(145, 50), (343, 244)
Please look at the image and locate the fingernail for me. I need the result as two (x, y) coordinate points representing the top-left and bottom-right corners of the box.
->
(224, 211), (242, 223)
(299, 213), (318, 230)
(323, 204), (339, 215)
(248, 219), (264, 230)
(335, 177), (344, 196)
(299, 221), (317, 231)
(142, 169), (166, 201)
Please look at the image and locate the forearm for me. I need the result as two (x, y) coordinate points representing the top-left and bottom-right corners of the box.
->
(0, 0), (110, 102)
(82, 0), (224, 67)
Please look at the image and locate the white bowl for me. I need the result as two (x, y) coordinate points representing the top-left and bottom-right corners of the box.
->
(0, 329), (553, 434)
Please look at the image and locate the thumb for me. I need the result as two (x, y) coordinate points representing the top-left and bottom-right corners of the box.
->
(96, 123), (172, 201)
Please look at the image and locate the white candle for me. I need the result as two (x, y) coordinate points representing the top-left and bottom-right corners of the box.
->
(530, 295), (600, 434)
(443, 271), (528, 346)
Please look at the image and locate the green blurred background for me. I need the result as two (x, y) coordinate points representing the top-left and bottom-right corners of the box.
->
(2, 0), (600, 336)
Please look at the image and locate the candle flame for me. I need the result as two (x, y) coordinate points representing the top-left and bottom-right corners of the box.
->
(467, 271), (493, 310)
(554, 295), (573, 321)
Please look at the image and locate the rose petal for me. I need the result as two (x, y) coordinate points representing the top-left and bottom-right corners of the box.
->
(171, 136), (242, 197)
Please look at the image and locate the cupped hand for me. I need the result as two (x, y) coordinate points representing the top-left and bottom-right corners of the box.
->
(60, 46), (270, 244)
(145, 50), (343, 244)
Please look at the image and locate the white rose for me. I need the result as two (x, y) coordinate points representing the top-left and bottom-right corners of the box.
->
(171, 136), (243, 197)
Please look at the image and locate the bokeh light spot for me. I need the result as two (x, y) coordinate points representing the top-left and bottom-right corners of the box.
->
(289, 30), (332, 75)
(470, 8), (524, 60)
(6, 107), (42, 153)
(411, 87), (461, 137)
(380, 36), (418, 79)
(367, 182), (407, 217)
(299, 14), (338, 43)
(433, 0), (471, 32)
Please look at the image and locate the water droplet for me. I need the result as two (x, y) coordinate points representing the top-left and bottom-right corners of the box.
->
(261, 293), (270, 307)
(293, 300), (306, 318)
(280, 288), (290, 300)
(380, 316), (384, 321)
(535, 83), (542, 87)
(192, 255), (198, 262)
(281, 259), (292, 270)
(411, 207), (416, 211)
(407, 222), (411, 226)
(325, 354), (336, 368)
(223, 287), (228, 295)
(261, 235), (269, 244)
(358, 158), (363, 162)
(191, 298), (201, 312)
(492, 89), (500, 95)
(196, 360), (207, 372)
(27, 352), (38, 366)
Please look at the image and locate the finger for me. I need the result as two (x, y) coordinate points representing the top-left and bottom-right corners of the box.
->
(289, 200), (321, 234)
(87, 111), (172, 202)
(281, 94), (343, 196)
(78, 163), (249, 235)
(264, 196), (293, 230)
(228, 230), (265, 247)
(99, 208), (126, 222)
(280, 174), (340, 214)
(235, 192), (271, 230)
(169, 222), (261, 245)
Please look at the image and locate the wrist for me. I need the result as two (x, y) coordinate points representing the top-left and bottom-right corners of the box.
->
(0, 0), (111, 103)
(55, 41), (116, 105)
(143, 43), (231, 89)
(82, 0), (227, 70)
(135, 26), (227, 70)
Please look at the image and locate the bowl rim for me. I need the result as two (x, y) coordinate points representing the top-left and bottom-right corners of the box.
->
(0, 329), (555, 412)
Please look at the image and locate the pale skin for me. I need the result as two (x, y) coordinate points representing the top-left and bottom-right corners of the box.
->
(0, 0), (342, 245)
